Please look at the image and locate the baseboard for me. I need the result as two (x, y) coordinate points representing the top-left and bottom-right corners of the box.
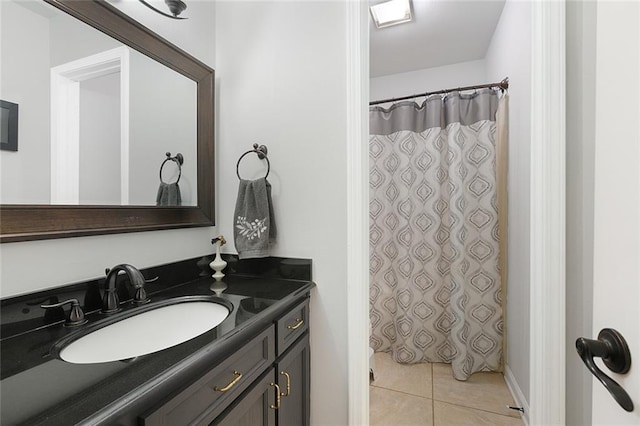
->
(504, 365), (530, 426)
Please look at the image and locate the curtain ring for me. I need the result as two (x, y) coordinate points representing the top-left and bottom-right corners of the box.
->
(159, 152), (183, 184)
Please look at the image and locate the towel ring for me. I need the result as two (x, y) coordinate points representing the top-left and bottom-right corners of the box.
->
(236, 143), (270, 180)
(159, 152), (183, 184)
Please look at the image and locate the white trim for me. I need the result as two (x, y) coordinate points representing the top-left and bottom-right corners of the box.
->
(119, 49), (131, 205)
(50, 72), (80, 204)
(505, 364), (530, 426)
(529, 1), (566, 425)
(346, 1), (370, 425)
(50, 47), (130, 204)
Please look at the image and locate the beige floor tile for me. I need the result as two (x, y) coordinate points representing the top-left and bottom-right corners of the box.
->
(432, 363), (518, 418)
(370, 386), (433, 426)
(434, 401), (524, 426)
(371, 352), (433, 398)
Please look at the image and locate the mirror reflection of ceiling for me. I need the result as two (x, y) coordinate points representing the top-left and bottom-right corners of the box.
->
(0, 0), (197, 206)
(369, 0), (506, 77)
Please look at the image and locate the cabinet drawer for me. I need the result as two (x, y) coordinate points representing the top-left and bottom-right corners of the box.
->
(142, 326), (275, 425)
(276, 299), (309, 356)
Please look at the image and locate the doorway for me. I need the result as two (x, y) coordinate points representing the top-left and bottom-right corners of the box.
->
(345, 1), (566, 425)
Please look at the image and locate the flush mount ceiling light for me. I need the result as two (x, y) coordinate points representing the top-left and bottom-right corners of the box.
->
(139, 0), (187, 19)
(370, 0), (412, 29)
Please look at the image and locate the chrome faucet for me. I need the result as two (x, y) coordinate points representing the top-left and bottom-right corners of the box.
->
(102, 264), (150, 313)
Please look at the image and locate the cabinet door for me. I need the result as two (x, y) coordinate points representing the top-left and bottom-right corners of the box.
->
(213, 370), (277, 426)
(276, 334), (310, 426)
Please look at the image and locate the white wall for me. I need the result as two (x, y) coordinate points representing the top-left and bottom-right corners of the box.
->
(370, 59), (486, 103)
(485, 0), (531, 404)
(79, 72), (121, 204)
(128, 50), (197, 206)
(0, 1), (217, 297)
(215, 2), (349, 424)
(0, 1), (51, 204)
(49, 9), (120, 67)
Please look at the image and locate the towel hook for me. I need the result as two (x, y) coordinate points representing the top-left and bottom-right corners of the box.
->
(236, 143), (270, 180)
(159, 152), (183, 184)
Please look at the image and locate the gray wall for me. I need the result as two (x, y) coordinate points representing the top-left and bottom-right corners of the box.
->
(565, 1), (596, 424)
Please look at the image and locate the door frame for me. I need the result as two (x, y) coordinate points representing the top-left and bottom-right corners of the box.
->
(529, 1), (566, 424)
(345, 1), (567, 425)
(50, 46), (131, 205)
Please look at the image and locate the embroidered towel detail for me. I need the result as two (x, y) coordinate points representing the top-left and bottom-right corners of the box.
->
(156, 182), (182, 206)
(234, 178), (276, 259)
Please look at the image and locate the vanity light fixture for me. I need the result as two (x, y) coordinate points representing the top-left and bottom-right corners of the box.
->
(139, 0), (187, 19)
(370, 0), (412, 29)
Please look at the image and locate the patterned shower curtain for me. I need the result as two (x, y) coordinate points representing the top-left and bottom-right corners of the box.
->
(369, 89), (508, 380)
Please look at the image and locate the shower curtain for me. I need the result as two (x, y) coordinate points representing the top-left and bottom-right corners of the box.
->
(369, 89), (508, 380)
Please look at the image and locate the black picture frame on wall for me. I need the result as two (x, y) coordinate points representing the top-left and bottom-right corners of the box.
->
(0, 100), (18, 152)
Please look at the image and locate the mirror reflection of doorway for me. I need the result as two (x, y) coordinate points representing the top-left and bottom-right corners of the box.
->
(79, 73), (121, 205)
(50, 46), (130, 205)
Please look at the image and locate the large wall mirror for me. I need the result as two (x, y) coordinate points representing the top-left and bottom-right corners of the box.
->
(0, 0), (215, 242)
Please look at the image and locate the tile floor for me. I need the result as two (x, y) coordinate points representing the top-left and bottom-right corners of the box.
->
(370, 352), (524, 425)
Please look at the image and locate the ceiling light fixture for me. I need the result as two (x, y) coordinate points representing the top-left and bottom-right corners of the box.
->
(139, 0), (187, 19)
(370, 0), (412, 29)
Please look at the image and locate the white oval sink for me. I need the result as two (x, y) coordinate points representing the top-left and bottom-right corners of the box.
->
(59, 298), (230, 364)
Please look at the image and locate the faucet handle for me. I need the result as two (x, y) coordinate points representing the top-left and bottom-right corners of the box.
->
(41, 299), (88, 327)
(102, 284), (121, 314)
(102, 287), (121, 314)
(133, 286), (150, 306)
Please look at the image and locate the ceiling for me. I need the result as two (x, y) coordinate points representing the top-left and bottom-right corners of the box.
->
(369, 0), (506, 78)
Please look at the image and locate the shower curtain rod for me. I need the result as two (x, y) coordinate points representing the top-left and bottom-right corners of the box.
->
(369, 77), (509, 106)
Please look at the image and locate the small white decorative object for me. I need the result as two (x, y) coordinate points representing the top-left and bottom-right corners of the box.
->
(210, 281), (227, 296)
(210, 235), (227, 281)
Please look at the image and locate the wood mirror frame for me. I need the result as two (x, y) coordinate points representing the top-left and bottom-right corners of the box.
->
(0, 0), (215, 243)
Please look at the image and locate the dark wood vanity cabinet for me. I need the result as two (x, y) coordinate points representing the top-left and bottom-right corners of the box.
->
(274, 334), (310, 426)
(142, 298), (310, 426)
(214, 370), (277, 426)
(215, 334), (310, 426)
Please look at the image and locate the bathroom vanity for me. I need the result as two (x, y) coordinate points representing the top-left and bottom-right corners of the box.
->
(0, 256), (313, 425)
(144, 298), (309, 425)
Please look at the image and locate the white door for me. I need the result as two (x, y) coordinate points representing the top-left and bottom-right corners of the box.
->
(590, 1), (640, 423)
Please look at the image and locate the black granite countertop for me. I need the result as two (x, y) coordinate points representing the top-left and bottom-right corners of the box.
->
(0, 255), (314, 425)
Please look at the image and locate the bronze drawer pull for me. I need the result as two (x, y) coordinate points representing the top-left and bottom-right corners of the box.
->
(287, 318), (304, 331)
(279, 371), (291, 397)
(269, 383), (281, 409)
(213, 371), (243, 392)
